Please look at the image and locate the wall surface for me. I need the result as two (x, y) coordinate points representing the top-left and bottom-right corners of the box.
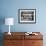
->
(0, 0), (46, 46)
(0, 0), (46, 32)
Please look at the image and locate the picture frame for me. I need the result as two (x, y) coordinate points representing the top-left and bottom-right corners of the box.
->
(18, 9), (36, 24)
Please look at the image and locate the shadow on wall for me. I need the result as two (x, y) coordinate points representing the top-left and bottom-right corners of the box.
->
(0, 16), (5, 46)
(0, 16), (5, 32)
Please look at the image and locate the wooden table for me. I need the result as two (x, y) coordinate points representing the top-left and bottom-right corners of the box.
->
(4, 32), (43, 46)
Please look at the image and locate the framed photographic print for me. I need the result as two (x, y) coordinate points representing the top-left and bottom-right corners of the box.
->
(18, 9), (36, 24)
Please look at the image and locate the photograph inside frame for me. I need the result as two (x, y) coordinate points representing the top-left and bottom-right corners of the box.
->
(21, 11), (34, 21)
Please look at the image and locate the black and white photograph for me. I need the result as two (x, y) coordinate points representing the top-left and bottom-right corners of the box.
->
(18, 9), (36, 24)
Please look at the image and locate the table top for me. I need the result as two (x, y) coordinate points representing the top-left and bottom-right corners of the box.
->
(4, 32), (43, 40)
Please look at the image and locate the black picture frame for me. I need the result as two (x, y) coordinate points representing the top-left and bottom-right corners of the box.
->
(18, 9), (36, 24)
